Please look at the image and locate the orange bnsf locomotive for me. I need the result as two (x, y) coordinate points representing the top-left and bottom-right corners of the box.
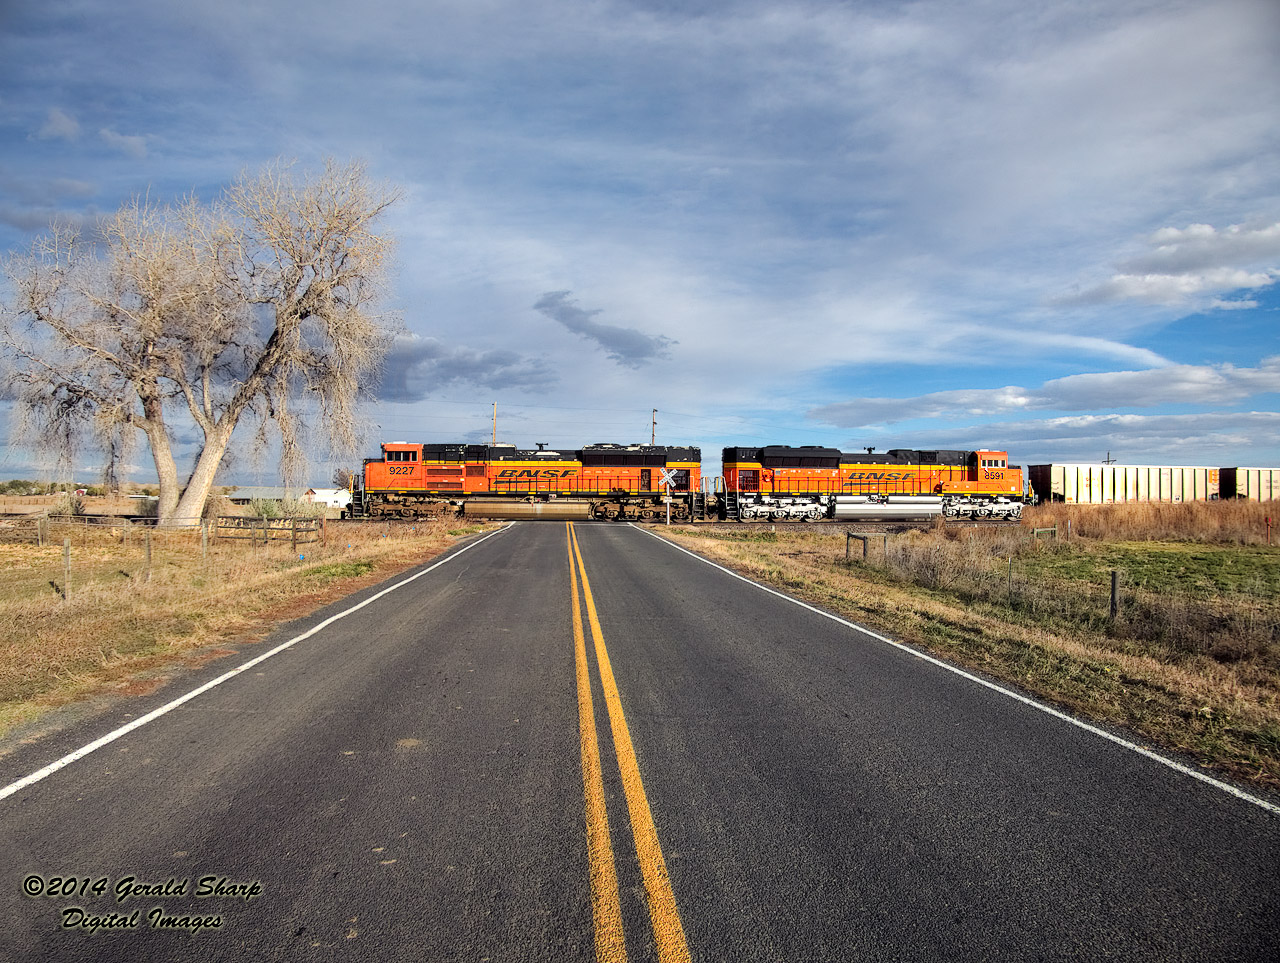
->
(356, 442), (701, 520)
(718, 445), (1024, 520)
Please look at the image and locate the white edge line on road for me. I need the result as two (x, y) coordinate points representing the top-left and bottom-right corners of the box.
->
(0, 525), (512, 804)
(634, 524), (1280, 817)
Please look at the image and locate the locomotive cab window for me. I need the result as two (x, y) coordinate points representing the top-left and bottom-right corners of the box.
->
(386, 450), (418, 462)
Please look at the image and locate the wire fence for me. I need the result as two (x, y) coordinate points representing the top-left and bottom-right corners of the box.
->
(0, 514), (418, 609)
(0, 513), (325, 546)
(836, 527), (1278, 665)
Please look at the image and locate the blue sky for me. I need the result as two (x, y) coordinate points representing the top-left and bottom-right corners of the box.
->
(2, 0), (1278, 484)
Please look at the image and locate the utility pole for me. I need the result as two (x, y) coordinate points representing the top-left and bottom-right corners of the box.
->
(651, 409), (657, 445)
(492, 403), (497, 445)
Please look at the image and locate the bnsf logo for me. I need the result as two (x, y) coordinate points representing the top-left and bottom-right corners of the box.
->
(496, 469), (578, 479)
(846, 472), (914, 481)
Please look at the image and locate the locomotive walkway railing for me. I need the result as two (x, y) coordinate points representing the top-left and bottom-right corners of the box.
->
(733, 480), (938, 496)
(488, 479), (693, 496)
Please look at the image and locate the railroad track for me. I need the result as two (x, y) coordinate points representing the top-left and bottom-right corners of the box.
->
(673, 516), (1023, 532)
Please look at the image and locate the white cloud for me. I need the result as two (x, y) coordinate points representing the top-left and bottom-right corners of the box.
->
(1061, 222), (1280, 308)
(1127, 222), (1280, 274)
(983, 333), (1170, 369)
(35, 108), (79, 141)
(1070, 269), (1276, 306)
(810, 359), (1280, 428)
(98, 128), (147, 158)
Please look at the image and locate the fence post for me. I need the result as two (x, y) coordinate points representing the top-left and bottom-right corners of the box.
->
(63, 537), (71, 601)
(291, 517), (298, 554)
(846, 532), (877, 560)
(1110, 570), (1119, 620)
(145, 531), (153, 583)
(202, 520), (208, 559)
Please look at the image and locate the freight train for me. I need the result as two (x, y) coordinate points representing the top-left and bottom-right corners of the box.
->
(351, 441), (1026, 521)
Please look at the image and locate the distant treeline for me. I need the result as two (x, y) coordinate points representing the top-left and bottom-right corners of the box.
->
(0, 480), (159, 497)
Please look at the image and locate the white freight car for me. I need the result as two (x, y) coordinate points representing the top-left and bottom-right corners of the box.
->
(1028, 464), (1220, 504)
(1220, 468), (1280, 501)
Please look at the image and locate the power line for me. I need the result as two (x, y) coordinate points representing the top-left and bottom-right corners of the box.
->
(372, 401), (853, 440)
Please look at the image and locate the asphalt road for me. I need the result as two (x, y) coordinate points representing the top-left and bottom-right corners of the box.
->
(1, 521), (1277, 962)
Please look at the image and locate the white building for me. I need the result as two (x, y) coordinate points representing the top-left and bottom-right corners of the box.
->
(304, 488), (352, 509)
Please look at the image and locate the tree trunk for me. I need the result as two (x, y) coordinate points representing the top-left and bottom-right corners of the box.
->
(140, 406), (181, 523)
(152, 447), (181, 523)
(168, 423), (235, 527)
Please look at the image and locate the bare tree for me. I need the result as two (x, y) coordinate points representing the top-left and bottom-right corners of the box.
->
(1, 160), (399, 524)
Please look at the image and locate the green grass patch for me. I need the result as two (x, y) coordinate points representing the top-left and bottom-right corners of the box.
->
(691, 528), (781, 543)
(305, 560), (376, 582)
(1023, 541), (1280, 600)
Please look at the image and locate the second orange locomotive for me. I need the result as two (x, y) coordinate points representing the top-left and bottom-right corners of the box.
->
(719, 445), (1024, 519)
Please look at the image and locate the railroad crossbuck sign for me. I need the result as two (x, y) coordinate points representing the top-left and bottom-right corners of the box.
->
(659, 468), (679, 490)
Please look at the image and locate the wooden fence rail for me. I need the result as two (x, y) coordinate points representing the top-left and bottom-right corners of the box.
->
(0, 513), (49, 545)
(214, 515), (325, 550)
(2, 513), (327, 548)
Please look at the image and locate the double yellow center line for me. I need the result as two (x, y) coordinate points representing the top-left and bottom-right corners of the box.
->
(567, 522), (691, 963)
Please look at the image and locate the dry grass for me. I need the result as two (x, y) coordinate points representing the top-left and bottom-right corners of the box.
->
(654, 510), (1280, 792)
(0, 518), (495, 739)
(1023, 499), (1277, 544)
